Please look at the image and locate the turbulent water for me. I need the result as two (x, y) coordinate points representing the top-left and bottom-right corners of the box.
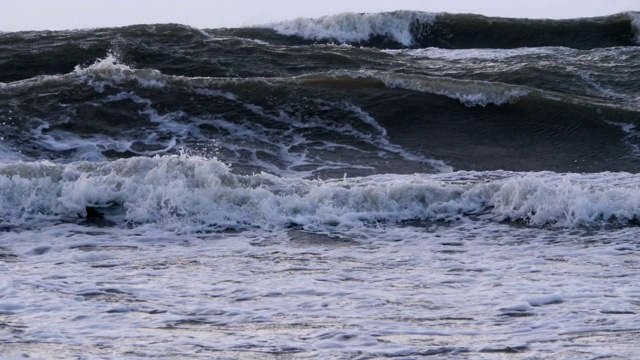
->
(2, 11), (640, 359)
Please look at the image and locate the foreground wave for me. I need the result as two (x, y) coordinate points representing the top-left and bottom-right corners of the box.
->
(2, 154), (640, 231)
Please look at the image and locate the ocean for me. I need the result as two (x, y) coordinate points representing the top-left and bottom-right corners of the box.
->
(1, 11), (640, 359)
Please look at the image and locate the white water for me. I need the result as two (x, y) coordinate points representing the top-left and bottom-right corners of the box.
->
(2, 155), (640, 232)
(381, 47), (640, 111)
(264, 11), (437, 46)
(2, 218), (639, 358)
(1, 55), (450, 176)
(383, 47), (568, 61)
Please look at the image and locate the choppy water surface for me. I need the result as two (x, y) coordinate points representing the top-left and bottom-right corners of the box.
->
(1, 11), (640, 359)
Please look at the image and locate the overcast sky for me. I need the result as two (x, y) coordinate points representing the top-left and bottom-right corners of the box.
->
(2, 0), (638, 31)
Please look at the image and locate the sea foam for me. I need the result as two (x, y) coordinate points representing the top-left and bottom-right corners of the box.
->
(73, 52), (167, 91)
(2, 155), (640, 231)
(0, 52), (166, 94)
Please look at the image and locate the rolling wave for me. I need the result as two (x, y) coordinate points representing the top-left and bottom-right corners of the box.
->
(1, 14), (639, 179)
(263, 11), (437, 47)
(256, 11), (640, 49)
(1, 51), (639, 175)
(0, 54), (605, 110)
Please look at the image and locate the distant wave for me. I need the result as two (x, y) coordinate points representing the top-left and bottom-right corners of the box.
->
(256, 11), (640, 49)
(264, 11), (437, 47)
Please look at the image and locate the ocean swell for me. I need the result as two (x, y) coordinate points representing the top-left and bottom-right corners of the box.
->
(257, 11), (640, 49)
(263, 11), (437, 47)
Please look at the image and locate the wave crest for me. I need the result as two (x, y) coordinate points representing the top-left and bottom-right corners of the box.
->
(629, 11), (640, 44)
(256, 11), (640, 49)
(72, 52), (166, 91)
(263, 11), (437, 46)
(301, 71), (530, 107)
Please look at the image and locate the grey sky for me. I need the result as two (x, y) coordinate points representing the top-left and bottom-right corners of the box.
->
(2, 0), (638, 31)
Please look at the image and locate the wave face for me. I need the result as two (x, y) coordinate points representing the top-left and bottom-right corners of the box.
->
(263, 11), (437, 46)
(0, 12), (639, 231)
(250, 11), (640, 49)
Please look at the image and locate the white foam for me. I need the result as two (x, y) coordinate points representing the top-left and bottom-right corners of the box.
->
(25, 90), (202, 161)
(378, 72), (529, 107)
(3, 66), (447, 176)
(2, 156), (640, 231)
(29, 120), (133, 161)
(263, 11), (437, 46)
(1, 217), (639, 358)
(73, 52), (166, 92)
(492, 173), (640, 226)
(184, 93), (450, 176)
(0, 52), (166, 94)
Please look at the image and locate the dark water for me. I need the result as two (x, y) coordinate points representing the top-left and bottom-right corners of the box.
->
(1, 11), (639, 178)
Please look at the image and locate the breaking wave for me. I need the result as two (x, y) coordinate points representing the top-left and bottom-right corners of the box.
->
(263, 11), (437, 47)
(306, 71), (530, 107)
(2, 155), (640, 231)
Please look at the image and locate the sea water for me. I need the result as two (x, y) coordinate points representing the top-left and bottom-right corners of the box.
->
(1, 11), (640, 359)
